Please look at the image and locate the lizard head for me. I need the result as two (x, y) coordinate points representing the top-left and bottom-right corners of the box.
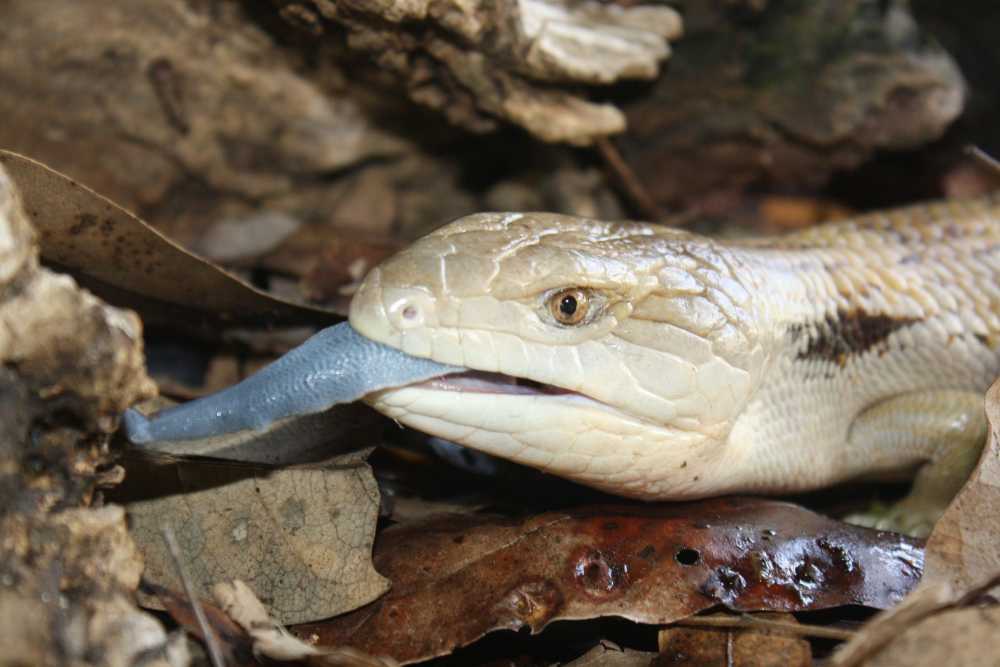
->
(350, 212), (769, 498)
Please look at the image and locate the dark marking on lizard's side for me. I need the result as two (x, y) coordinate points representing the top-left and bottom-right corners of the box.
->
(788, 310), (919, 367)
(974, 333), (1000, 350)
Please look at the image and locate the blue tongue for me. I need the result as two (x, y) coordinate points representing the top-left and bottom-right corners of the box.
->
(124, 322), (463, 445)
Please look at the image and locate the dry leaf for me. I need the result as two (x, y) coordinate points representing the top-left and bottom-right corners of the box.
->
(828, 582), (953, 667)
(257, 222), (404, 316)
(862, 605), (1000, 666)
(150, 582), (257, 667)
(122, 455), (387, 625)
(295, 498), (922, 664)
(0, 150), (336, 328)
(830, 378), (1000, 666)
(564, 640), (655, 666)
(214, 580), (399, 667)
(656, 613), (811, 667)
(922, 377), (1000, 595)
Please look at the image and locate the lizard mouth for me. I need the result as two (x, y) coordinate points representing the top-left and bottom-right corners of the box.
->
(413, 371), (575, 396)
(399, 369), (674, 434)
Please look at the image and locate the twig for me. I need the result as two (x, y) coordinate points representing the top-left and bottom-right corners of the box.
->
(673, 613), (856, 641)
(162, 525), (227, 667)
(594, 136), (667, 223)
(828, 583), (954, 667)
(953, 570), (1000, 608)
(965, 145), (1000, 178)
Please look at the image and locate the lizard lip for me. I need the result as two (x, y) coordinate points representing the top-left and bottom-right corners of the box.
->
(413, 370), (575, 396)
(396, 369), (672, 435)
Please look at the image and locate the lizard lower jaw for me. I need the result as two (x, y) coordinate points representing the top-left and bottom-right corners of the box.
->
(364, 380), (722, 500)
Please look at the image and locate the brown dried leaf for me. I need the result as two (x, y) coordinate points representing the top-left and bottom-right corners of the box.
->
(260, 222), (404, 315)
(656, 613), (811, 667)
(122, 455), (388, 625)
(830, 378), (1000, 665)
(294, 498), (922, 664)
(856, 605), (1000, 667)
(756, 196), (854, 231)
(565, 641), (655, 666)
(213, 580), (400, 666)
(827, 582), (953, 667)
(922, 377), (1000, 594)
(0, 150), (336, 328)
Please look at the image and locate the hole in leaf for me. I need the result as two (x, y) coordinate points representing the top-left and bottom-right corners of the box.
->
(675, 548), (701, 566)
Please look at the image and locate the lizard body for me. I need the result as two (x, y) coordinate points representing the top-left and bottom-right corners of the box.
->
(126, 195), (1000, 534)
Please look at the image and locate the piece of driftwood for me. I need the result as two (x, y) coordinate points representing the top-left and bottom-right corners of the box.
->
(271, 0), (682, 144)
(0, 159), (170, 665)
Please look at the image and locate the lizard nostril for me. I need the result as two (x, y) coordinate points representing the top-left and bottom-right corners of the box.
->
(386, 293), (429, 329)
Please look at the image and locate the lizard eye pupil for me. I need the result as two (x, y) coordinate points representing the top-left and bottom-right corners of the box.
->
(549, 288), (590, 325)
(559, 295), (577, 316)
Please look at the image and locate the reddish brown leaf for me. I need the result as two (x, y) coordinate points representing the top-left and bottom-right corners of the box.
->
(294, 498), (922, 665)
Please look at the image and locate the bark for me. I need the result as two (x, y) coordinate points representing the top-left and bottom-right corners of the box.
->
(0, 162), (172, 664)
(617, 0), (966, 212)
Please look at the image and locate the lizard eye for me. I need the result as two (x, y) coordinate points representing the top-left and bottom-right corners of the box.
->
(548, 288), (590, 325)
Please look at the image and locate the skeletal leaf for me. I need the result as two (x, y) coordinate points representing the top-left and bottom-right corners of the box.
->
(122, 453), (387, 625)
